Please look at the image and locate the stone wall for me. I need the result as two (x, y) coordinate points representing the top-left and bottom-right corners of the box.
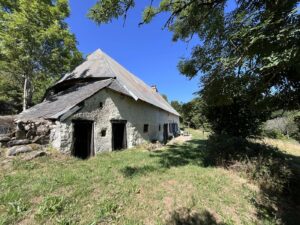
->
(0, 118), (53, 148)
(52, 88), (179, 153)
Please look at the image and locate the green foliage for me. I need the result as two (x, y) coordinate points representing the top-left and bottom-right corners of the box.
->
(0, 72), (22, 114)
(263, 111), (300, 140)
(31, 73), (59, 105)
(161, 94), (168, 102)
(182, 98), (208, 130)
(170, 100), (181, 114)
(294, 115), (300, 141)
(142, 6), (157, 24)
(263, 129), (285, 139)
(0, 0), (83, 113)
(171, 98), (209, 130)
(203, 97), (270, 137)
(88, 0), (300, 137)
(88, 0), (135, 24)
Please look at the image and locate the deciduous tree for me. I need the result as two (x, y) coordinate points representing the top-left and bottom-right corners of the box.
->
(0, 0), (82, 112)
(88, 0), (300, 137)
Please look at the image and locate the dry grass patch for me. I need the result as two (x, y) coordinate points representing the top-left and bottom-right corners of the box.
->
(262, 138), (300, 157)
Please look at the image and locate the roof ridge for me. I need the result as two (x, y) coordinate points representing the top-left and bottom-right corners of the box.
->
(101, 51), (117, 79)
(52, 49), (179, 116)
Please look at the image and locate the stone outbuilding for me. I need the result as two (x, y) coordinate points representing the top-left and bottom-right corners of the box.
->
(18, 49), (180, 158)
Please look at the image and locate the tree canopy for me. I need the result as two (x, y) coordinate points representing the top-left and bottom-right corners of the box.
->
(88, 0), (300, 137)
(171, 98), (209, 130)
(88, 0), (299, 109)
(0, 0), (82, 113)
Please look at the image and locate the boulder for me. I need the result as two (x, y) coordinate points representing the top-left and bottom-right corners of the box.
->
(32, 135), (49, 145)
(15, 121), (26, 139)
(26, 129), (36, 139)
(15, 130), (26, 139)
(7, 139), (31, 147)
(27, 143), (42, 151)
(0, 135), (10, 142)
(36, 125), (50, 136)
(7, 145), (33, 156)
(23, 151), (48, 161)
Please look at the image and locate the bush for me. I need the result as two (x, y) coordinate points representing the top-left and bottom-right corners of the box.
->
(262, 129), (285, 139)
(203, 98), (270, 138)
(293, 116), (300, 142)
(262, 112), (300, 141)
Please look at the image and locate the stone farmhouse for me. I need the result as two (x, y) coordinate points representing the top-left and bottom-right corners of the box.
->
(18, 49), (180, 159)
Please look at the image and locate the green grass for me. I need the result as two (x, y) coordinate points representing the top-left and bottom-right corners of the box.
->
(0, 130), (289, 225)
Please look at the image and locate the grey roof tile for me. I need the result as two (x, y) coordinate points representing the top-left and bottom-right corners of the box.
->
(19, 49), (180, 121)
(57, 49), (179, 116)
(19, 79), (113, 120)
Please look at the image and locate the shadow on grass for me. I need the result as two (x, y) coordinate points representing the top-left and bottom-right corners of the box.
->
(202, 135), (300, 225)
(119, 135), (300, 224)
(120, 165), (163, 178)
(152, 139), (207, 168)
(165, 208), (225, 225)
(119, 139), (207, 178)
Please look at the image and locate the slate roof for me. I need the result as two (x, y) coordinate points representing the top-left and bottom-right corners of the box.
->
(19, 79), (113, 120)
(19, 49), (179, 121)
(57, 49), (179, 116)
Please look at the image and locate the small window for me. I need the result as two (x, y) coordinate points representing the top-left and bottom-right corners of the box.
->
(101, 129), (106, 137)
(143, 124), (149, 133)
(99, 102), (103, 109)
(159, 124), (161, 131)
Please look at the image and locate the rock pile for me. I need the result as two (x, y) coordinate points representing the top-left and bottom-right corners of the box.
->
(0, 119), (51, 160)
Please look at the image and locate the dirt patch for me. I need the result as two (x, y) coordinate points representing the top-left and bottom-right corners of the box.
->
(167, 135), (192, 145)
(164, 197), (175, 212)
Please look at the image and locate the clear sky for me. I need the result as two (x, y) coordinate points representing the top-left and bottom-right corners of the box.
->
(66, 0), (200, 103)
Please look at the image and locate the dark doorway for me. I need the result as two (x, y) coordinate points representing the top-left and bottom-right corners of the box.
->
(72, 120), (94, 159)
(111, 120), (127, 150)
(163, 123), (168, 144)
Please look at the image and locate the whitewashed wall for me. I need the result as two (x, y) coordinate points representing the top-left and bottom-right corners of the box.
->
(50, 88), (179, 154)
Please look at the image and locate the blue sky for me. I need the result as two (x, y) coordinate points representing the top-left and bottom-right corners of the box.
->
(66, 0), (200, 103)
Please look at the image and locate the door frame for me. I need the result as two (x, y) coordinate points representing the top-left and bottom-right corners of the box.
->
(111, 120), (127, 150)
(163, 123), (168, 144)
(72, 119), (94, 158)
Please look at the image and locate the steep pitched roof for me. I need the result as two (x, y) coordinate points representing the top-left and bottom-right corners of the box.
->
(57, 49), (179, 116)
(19, 79), (114, 120)
(19, 49), (179, 121)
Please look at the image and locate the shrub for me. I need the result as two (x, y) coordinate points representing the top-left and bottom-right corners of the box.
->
(262, 129), (285, 139)
(203, 98), (270, 138)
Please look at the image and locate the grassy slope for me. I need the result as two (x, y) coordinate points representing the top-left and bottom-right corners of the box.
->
(1, 130), (298, 225)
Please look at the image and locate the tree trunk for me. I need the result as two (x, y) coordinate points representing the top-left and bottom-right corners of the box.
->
(23, 76), (32, 111)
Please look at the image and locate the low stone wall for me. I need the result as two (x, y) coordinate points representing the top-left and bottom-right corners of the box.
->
(0, 119), (52, 148)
